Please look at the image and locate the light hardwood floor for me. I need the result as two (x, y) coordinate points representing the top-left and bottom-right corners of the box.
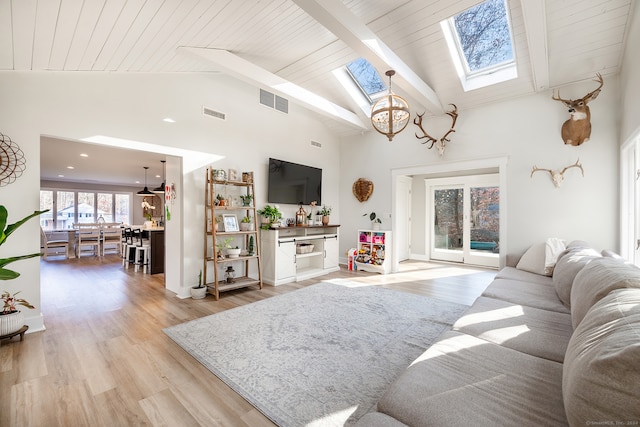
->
(1, 255), (496, 426)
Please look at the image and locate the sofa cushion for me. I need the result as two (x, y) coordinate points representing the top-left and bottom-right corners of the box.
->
(482, 278), (570, 314)
(563, 288), (640, 427)
(377, 331), (567, 427)
(494, 266), (553, 286)
(552, 246), (601, 308)
(453, 296), (573, 362)
(570, 257), (640, 327)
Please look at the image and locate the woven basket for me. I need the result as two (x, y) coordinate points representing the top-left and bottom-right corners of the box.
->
(296, 244), (314, 254)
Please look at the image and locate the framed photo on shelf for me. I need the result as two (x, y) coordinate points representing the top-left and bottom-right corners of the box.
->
(228, 169), (238, 181)
(222, 214), (239, 232)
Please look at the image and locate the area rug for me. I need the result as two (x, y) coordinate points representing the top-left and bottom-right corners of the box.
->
(163, 282), (467, 426)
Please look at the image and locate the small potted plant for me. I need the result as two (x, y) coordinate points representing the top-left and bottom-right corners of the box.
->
(319, 205), (332, 225)
(239, 216), (253, 231)
(257, 205), (282, 229)
(1, 205), (47, 335)
(239, 194), (253, 206)
(190, 270), (206, 299)
(364, 212), (382, 230)
(215, 238), (234, 259)
(226, 246), (241, 258)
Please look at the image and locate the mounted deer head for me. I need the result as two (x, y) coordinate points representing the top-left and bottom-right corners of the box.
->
(414, 104), (458, 157)
(552, 73), (603, 146)
(531, 159), (584, 188)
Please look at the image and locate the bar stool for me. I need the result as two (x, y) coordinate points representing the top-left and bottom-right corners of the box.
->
(122, 228), (136, 267)
(132, 228), (151, 273)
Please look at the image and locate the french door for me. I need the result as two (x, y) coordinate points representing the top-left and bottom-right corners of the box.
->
(428, 174), (499, 268)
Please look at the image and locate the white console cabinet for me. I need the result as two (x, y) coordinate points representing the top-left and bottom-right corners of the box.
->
(260, 225), (340, 286)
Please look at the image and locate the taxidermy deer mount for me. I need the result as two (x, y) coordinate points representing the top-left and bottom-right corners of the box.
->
(531, 159), (584, 188)
(552, 73), (603, 146)
(414, 104), (458, 157)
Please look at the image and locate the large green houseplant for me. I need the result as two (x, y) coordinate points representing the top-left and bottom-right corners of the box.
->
(0, 205), (47, 335)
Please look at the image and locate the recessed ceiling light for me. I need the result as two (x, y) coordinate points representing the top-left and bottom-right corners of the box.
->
(80, 153), (88, 157)
(58, 174), (64, 177)
(163, 118), (176, 123)
(155, 174), (161, 178)
(67, 166), (74, 169)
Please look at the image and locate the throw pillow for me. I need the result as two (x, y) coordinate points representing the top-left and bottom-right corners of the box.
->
(544, 237), (566, 275)
(515, 242), (546, 275)
(563, 288), (640, 426)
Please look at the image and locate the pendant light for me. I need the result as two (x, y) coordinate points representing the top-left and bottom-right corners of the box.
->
(370, 70), (411, 141)
(153, 160), (166, 193)
(136, 166), (154, 196)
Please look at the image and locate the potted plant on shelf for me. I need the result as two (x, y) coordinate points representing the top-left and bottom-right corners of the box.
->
(239, 216), (253, 231)
(257, 205), (282, 229)
(226, 246), (241, 258)
(1, 205), (47, 335)
(319, 205), (332, 225)
(190, 270), (206, 299)
(364, 212), (382, 230)
(239, 194), (253, 207)
(215, 238), (234, 259)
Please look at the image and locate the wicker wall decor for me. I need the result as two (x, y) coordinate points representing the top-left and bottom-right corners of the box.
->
(352, 178), (374, 202)
(0, 133), (26, 187)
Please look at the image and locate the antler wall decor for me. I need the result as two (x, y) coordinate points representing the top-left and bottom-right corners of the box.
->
(414, 104), (458, 157)
(531, 159), (584, 188)
(552, 73), (603, 146)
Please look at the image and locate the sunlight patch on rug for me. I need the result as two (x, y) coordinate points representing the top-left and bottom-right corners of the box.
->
(164, 282), (467, 426)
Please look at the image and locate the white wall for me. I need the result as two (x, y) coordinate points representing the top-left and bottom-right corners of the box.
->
(339, 77), (621, 260)
(0, 71), (340, 328)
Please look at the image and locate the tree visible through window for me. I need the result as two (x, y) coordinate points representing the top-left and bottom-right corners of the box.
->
(453, 0), (514, 73)
(346, 58), (386, 103)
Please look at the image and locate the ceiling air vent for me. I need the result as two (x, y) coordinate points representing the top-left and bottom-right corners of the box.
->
(311, 140), (322, 148)
(202, 106), (226, 120)
(259, 89), (289, 114)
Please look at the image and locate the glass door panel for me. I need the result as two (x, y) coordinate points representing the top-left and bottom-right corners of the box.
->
(466, 185), (500, 267)
(432, 186), (464, 262)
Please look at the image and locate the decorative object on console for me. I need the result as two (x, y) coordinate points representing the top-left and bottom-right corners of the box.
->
(318, 205), (332, 225)
(136, 166), (154, 196)
(370, 70), (411, 141)
(414, 104), (458, 157)
(552, 73), (603, 146)
(0, 132), (26, 187)
(352, 178), (374, 202)
(531, 159), (584, 188)
(257, 205), (282, 229)
(296, 204), (306, 226)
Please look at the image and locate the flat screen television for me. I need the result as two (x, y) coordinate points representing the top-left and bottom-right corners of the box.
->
(268, 158), (322, 205)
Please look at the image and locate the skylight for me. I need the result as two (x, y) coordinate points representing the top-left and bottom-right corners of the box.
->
(345, 58), (386, 104)
(442, 0), (517, 91)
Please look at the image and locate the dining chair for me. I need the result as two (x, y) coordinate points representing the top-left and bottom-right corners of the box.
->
(76, 225), (101, 257)
(40, 227), (70, 259)
(101, 224), (122, 256)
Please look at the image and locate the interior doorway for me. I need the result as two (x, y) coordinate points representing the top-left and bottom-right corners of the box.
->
(621, 128), (640, 266)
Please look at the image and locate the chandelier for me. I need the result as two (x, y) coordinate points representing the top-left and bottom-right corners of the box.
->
(370, 70), (410, 141)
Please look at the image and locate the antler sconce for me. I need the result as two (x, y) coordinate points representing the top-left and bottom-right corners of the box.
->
(531, 159), (584, 188)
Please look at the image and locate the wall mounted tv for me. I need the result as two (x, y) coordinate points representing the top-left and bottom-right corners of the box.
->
(268, 158), (322, 205)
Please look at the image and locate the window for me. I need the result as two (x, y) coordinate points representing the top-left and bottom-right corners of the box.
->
(40, 189), (131, 230)
(345, 58), (386, 104)
(442, 0), (517, 91)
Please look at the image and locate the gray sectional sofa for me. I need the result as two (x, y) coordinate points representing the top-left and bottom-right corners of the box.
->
(355, 241), (640, 426)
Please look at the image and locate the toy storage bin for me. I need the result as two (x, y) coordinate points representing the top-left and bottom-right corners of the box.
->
(372, 234), (385, 244)
(359, 232), (372, 243)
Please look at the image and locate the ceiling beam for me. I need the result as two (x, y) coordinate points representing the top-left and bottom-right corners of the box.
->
(520, 0), (549, 91)
(292, 0), (444, 115)
(179, 47), (367, 131)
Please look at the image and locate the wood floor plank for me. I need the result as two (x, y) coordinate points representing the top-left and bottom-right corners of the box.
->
(0, 256), (494, 426)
